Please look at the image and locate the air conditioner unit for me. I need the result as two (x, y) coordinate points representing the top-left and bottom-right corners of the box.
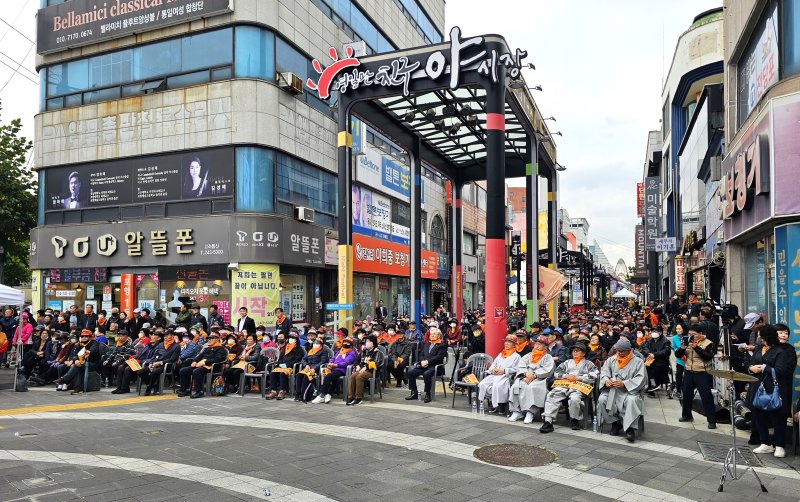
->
(295, 206), (315, 223)
(278, 72), (304, 94)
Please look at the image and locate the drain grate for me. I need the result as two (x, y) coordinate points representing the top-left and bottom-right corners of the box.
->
(473, 444), (557, 467)
(697, 441), (763, 467)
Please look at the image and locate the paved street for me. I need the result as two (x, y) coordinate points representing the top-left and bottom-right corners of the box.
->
(0, 372), (798, 502)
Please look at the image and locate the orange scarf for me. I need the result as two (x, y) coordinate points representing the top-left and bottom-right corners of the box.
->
(277, 314), (287, 325)
(500, 347), (516, 358)
(116, 338), (127, 347)
(516, 341), (528, 352)
(616, 351), (632, 369)
(163, 339), (175, 351)
(530, 348), (545, 364)
(284, 343), (296, 355)
(307, 345), (322, 356)
(573, 354), (585, 364)
(589, 343), (601, 352)
(337, 347), (353, 357)
(761, 345), (767, 355)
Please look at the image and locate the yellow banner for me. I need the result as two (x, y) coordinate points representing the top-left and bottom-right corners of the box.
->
(232, 264), (281, 328)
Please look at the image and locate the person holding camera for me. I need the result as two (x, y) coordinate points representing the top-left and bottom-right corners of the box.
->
(675, 324), (717, 429)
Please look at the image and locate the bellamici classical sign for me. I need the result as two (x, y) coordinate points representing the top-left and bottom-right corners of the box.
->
(37, 0), (233, 55)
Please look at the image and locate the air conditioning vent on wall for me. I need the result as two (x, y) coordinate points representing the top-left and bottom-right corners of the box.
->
(295, 206), (315, 223)
(278, 72), (304, 94)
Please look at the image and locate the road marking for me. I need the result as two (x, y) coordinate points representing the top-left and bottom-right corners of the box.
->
(0, 394), (176, 416)
(4, 412), (698, 501)
(0, 450), (331, 501)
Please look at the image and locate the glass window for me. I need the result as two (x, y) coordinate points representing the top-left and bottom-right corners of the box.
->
(133, 38), (181, 80)
(477, 187), (487, 210)
(182, 28), (232, 73)
(430, 214), (446, 254)
(784, 0), (800, 78)
(37, 171), (45, 225)
(89, 49), (133, 88)
(463, 233), (476, 255)
(276, 38), (307, 82)
(235, 26), (275, 80)
(167, 70), (209, 89)
(48, 58), (88, 96)
(349, 6), (379, 49)
(83, 87), (120, 103)
(744, 239), (767, 314)
(277, 154), (337, 215)
(392, 200), (410, 226)
(236, 147), (275, 213)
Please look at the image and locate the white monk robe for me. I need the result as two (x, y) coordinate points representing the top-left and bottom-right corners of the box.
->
(478, 351), (521, 408)
(509, 351), (555, 412)
(597, 354), (647, 431)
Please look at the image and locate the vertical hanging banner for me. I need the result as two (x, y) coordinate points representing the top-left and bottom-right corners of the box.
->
(644, 177), (661, 250)
(774, 223), (800, 405)
(120, 273), (134, 314)
(675, 257), (685, 293)
(231, 264), (280, 328)
(634, 225), (647, 277)
(636, 182), (645, 217)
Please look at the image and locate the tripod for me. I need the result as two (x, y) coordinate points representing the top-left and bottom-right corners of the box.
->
(717, 378), (767, 493)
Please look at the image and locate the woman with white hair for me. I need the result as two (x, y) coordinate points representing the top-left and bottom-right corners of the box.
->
(478, 335), (522, 415)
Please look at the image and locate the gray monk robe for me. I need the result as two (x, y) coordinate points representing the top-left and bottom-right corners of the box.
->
(509, 352), (555, 412)
(597, 355), (647, 431)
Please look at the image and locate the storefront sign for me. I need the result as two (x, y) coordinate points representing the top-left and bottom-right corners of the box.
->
(307, 27), (527, 99)
(231, 264), (280, 328)
(436, 254), (449, 280)
(693, 269), (704, 293)
(48, 268), (108, 283)
(120, 273), (134, 314)
(355, 147), (412, 203)
(721, 107), (771, 239)
(391, 223), (410, 245)
(773, 223), (800, 405)
(431, 280), (449, 293)
(421, 250), (437, 279)
(45, 147), (234, 211)
(771, 94), (800, 217)
(675, 257), (685, 293)
(636, 182), (644, 217)
(353, 234), (409, 277)
(737, 3), (779, 122)
(644, 177), (660, 251)
(325, 237), (338, 266)
(352, 186), (392, 240)
(463, 255), (478, 283)
(232, 216), (324, 267)
(158, 265), (228, 282)
(37, 0), (234, 54)
(31, 216), (228, 269)
(634, 225), (647, 277)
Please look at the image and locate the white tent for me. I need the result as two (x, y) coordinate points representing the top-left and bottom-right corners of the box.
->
(612, 288), (637, 299)
(0, 284), (23, 306)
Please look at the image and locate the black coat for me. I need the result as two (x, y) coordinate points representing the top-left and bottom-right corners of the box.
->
(416, 342), (447, 367)
(745, 343), (797, 417)
(642, 336), (671, 368)
(236, 316), (257, 335)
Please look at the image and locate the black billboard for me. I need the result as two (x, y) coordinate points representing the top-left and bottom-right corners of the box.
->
(46, 147), (234, 211)
(37, 0), (233, 55)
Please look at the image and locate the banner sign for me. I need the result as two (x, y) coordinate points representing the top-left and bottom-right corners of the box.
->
(675, 256), (685, 293)
(231, 264), (280, 328)
(644, 177), (660, 251)
(636, 182), (645, 217)
(352, 186), (392, 241)
(463, 254), (478, 283)
(45, 147), (233, 211)
(355, 147), (412, 203)
(774, 223), (800, 406)
(37, 0), (234, 55)
(737, 3), (779, 122)
(48, 267), (108, 283)
(634, 225), (647, 277)
(352, 233), (437, 279)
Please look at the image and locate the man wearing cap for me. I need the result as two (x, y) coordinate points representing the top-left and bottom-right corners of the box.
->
(56, 329), (102, 395)
(152, 308), (168, 329)
(508, 335), (555, 423)
(101, 329), (135, 387)
(406, 327), (448, 403)
(675, 324), (716, 429)
(514, 330), (532, 357)
(138, 330), (181, 395)
(175, 304), (192, 330)
(597, 337), (647, 442)
(478, 335), (523, 415)
(540, 342), (599, 432)
(177, 332), (229, 398)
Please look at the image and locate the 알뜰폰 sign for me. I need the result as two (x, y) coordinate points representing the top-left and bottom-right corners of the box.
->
(37, 0), (233, 55)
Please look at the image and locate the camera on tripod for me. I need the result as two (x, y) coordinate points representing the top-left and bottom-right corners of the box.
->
(715, 303), (739, 323)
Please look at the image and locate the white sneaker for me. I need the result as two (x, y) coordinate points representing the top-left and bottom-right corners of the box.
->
(323, 394), (332, 403)
(752, 444), (775, 454)
(524, 411), (535, 424)
(311, 395), (324, 404)
(774, 447), (786, 458)
(508, 412), (523, 422)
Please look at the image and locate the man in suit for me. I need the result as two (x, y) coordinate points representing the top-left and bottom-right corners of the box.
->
(62, 171), (83, 209)
(406, 327), (448, 403)
(78, 304), (98, 332)
(274, 307), (292, 335)
(375, 300), (388, 321)
(236, 307), (257, 335)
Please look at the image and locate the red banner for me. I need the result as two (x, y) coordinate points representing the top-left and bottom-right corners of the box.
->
(353, 234), (437, 278)
(636, 182), (645, 217)
(120, 273), (134, 315)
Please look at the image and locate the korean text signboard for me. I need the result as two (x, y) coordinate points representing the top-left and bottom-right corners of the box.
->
(675, 257), (685, 293)
(355, 147), (413, 203)
(634, 225), (647, 277)
(352, 186), (392, 241)
(232, 264), (280, 328)
(352, 234), (436, 279)
(774, 223), (800, 405)
(46, 147), (233, 211)
(644, 177), (660, 251)
(37, 0), (233, 55)
(636, 183), (645, 217)
(737, 3), (779, 123)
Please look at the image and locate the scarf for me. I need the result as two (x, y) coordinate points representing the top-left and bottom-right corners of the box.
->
(589, 342), (601, 352)
(307, 345), (322, 356)
(516, 341), (528, 352)
(573, 354), (585, 364)
(616, 351), (633, 369)
(277, 314), (286, 325)
(761, 345), (767, 355)
(530, 348), (545, 364)
(116, 338), (127, 347)
(284, 343), (296, 355)
(163, 339), (175, 351)
(337, 347), (353, 358)
(500, 347), (516, 358)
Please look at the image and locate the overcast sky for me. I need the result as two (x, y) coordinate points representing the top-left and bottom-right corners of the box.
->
(0, 0), (722, 270)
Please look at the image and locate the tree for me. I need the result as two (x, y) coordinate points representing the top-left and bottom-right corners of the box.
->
(0, 101), (35, 286)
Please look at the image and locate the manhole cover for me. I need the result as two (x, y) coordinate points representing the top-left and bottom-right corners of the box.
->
(697, 441), (763, 467)
(473, 444), (557, 467)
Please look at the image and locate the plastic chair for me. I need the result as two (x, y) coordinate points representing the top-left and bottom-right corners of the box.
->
(239, 355), (268, 397)
(431, 352), (448, 401)
(202, 362), (225, 395)
(136, 362), (174, 395)
(259, 347), (280, 398)
(288, 346), (307, 396)
(364, 349), (386, 402)
(451, 353), (493, 408)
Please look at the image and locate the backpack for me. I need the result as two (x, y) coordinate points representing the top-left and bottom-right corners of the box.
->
(15, 372), (28, 392)
(210, 375), (226, 396)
